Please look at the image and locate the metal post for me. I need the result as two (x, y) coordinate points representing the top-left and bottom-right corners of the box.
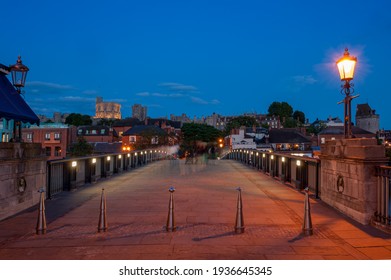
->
(36, 188), (47, 235)
(234, 187), (245, 234)
(98, 188), (108, 232)
(166, 187), (176, 232)
(302, 188), (313, 236)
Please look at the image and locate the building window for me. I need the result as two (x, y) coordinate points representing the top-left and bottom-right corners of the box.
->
(129, 136), (136, 143)
(45, 147), (51, 156)
(101, 129), (105, 134)
(55, 147), (62, 157)
(92, 130), (97, 134)
(45, 133), (51, 140)
(27, 133), (33, 142)
(54, 133), (60, 140)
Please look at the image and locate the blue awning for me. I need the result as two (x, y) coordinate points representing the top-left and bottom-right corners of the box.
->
(0, 74), (39, 125)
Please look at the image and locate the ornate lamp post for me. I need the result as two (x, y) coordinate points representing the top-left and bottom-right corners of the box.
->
(336, 48), (358, 138)
(8, 56), (30, 141)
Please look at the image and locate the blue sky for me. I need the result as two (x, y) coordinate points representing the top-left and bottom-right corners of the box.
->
(2, 0), (391, 128)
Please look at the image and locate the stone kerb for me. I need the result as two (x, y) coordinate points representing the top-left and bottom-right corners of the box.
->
(319, 138), (388, 225)
(0, 143), (47, 221)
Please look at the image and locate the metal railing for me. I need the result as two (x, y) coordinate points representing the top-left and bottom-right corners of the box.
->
(46, 149), (168, 199)
(374, 166), (391, 230)
(226, 149), (321, 198)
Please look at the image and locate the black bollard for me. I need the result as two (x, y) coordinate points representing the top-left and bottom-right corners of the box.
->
(302, 187), (313, 236)
(234, 187), (245, 234)
(166, 187), (176, 232)
(36, 188), (47, 235)
(98, 188), (108, 232)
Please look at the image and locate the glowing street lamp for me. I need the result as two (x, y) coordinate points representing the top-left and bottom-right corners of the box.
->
(336, 48), (358, 138)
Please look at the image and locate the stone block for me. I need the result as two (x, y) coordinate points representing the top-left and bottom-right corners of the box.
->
(319, 138), (388, 225)
(0, 143), (46, 221)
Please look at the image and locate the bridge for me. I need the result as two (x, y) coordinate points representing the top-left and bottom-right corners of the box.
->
(0, 155), (390, 260)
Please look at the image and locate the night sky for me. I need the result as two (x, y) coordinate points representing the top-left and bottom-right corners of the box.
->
(2, 0), (391, 128)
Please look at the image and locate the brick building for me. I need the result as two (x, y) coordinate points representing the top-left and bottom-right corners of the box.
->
(22, 124), (77, 160)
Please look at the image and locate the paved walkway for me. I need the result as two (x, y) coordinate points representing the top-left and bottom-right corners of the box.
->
(0, 159), (390, 260)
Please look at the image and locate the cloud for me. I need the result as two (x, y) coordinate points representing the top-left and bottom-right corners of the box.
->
(191, 97), (220, 105)
(137, 91), (184, 98)
(152, 92), (184, 97)
(59, 96), (96, 102)
(136, 91), (150, 96)
(27, 81), (75, 90)
(291, 75), (317, 85)
(159, 82), (198, 92)
(82, 89), (99, 95)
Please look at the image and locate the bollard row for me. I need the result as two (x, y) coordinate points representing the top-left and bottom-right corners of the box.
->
(35, 185), (313, 236)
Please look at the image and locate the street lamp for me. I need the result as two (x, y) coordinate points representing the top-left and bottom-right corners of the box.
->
(4, 56), (30, 142)
(9, 56), (29, 94)
(336, 48), (358, 138)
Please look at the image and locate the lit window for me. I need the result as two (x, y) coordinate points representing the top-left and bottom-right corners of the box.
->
(45, 133), (50, 140)
(54, 133), (60, 140)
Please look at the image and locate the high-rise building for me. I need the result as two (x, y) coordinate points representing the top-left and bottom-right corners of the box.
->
(95, 97), (121, 119)
(132, 104), (147, 121)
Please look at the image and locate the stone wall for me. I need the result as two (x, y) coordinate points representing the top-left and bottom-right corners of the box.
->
(319, 138), (388, 224)
(0, 143), (47, 221)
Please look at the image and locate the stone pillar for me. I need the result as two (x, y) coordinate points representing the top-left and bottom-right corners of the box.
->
(319, 138), (388, 224)
(0, 143), (47, 221)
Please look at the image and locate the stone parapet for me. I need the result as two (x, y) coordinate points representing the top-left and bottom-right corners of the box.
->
(319, 138), (388, 224)
(0, 143), (47, 221)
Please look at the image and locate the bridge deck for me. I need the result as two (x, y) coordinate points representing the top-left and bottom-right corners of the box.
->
(0, 159), (390, 260)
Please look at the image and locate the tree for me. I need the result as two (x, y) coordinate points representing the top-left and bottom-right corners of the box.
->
(180, 123), (222, 156)
(283, 117), (298, 128)
(267, 101), (293, 121)
(293, 110), (305, 124)
(65, 113), (92, 126)
(97, 118), (115, 127)
(224, 116), (259, 135)
(306, 119), (326, 135)
(69, 137), (93, 157)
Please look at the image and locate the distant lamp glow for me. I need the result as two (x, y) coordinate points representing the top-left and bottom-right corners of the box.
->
(107, 156), (111, 161)
(271, 155), (274, 160)
(262, 154), (265, 158)
(282, 157), (285, 162)
(92, 158), (96, 164)
(296, 160), (301, 167)
(71, 161), (77, 167)
(119, 155), (122, 159)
